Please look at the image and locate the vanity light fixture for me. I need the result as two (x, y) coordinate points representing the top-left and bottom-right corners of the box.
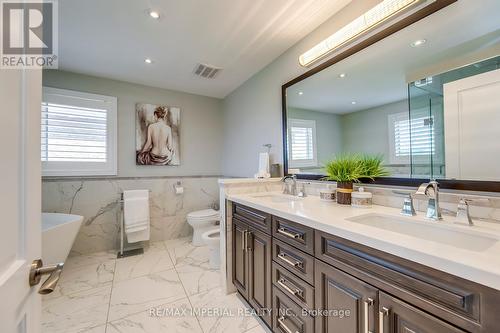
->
(144, 58), (153, 64)
(411, 39), (427, 47)
(149, 10), (160, 19)
(299, 0), (432, 67)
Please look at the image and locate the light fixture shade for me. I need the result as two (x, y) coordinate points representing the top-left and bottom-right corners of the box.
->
(299, 0), (432, 67)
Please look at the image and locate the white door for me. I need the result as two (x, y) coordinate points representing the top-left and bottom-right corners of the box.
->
(443, 68), (500, 181)
(0, 67), (43, 331)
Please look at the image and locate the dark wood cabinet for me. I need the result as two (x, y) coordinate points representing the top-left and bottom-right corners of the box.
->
(315, 259), (378, 333)
(231, 203), (500, 333)
(379, 292), (467, 333)
(232, 218), (249, 298)
(232, 215), (272, 326)
(247, 226), (272, 326)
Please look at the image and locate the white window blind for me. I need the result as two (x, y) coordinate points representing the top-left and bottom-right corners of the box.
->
(388, 112), (435, 164)
(288, 118), (317, 168)
(41, 87), (117, 176)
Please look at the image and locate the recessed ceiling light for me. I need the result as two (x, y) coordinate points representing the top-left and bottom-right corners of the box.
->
(339, 73), (346, 78)
(411, 39), (427, 47)
(351, 101), (357, 105)
(298, 91), (304, 95)
(144, 58), (153, 64)
(149, 10), (160, 19)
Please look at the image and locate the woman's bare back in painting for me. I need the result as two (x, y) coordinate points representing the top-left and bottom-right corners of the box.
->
(137, 106), (174, 165)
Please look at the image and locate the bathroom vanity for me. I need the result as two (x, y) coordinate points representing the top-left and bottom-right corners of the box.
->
(227, 194), (500, 333)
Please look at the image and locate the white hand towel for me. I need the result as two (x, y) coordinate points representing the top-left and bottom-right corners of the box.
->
(123, 190), (150, 243)
(254, 152), (271, 178)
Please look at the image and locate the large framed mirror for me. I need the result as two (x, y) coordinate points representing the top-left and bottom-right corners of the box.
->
(282, 0), (500, 191)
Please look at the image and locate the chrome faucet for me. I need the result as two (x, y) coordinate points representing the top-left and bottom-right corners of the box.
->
(415, 180), (442, 221)
(456, 198), (474, 226)
(282, 175), (297, 196)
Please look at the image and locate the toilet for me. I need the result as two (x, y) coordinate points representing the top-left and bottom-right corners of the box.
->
(201, 228), (220, 269)
(187, 209), (220, 246)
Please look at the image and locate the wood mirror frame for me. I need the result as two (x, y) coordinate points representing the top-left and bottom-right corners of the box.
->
(282, 0), (500, 192)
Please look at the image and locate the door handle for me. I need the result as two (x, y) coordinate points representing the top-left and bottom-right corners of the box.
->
(241, 230), (247, 251)
(277, 316), (299, 333)
(29, 259), (64, 295)
(378, 307), (389, 333)
(364, 298), (374, 333)
(246, 231), (252, 252)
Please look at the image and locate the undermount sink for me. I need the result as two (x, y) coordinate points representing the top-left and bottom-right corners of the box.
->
(250, 194), (302, 203)
(347, 213), (498, 252)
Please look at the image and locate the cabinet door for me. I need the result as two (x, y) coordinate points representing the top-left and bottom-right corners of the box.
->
(379, 292), (467, 333)
(232, 218), (249, 298)
(247, 227), (272, 326)
(315, 260), (378, 333)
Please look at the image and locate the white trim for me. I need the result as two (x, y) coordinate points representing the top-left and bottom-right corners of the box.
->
(41, 87), (118, 176)
(288, 118), (318, 168)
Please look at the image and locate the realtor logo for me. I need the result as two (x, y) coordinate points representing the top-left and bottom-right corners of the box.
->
(1, 0), (58, 68)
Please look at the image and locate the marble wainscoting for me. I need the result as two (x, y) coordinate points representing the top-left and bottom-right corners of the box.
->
(42, 176), (220, 255)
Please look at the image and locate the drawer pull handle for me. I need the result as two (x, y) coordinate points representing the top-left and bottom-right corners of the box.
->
(364, 298), (374, 333)
(277, 252), (303, 269)
(278, 227), (303, 240)
(278, 278), (303, 298)
(277, 316), (299, 333)
(378, 307), (389, 333)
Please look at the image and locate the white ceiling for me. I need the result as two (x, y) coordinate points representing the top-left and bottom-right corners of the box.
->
(287, 0), (500, 114)
(57, 0), (352, 98)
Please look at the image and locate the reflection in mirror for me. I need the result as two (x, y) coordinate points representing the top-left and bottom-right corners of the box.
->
(285, 1), (500, 181)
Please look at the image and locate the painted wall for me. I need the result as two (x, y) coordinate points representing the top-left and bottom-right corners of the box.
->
(43, 70), (224, 177)
(341, 99), (407, 162)
(221, 0), (380, 177)
(287, 107), (342, 167)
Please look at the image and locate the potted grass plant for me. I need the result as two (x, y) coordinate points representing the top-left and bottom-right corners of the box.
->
(323, 154), (389, 205)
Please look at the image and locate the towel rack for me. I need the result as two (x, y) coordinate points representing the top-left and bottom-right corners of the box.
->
(117, 190), (151, 259)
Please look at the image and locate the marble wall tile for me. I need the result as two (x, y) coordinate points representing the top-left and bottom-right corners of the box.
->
(42, 177), (220, 255)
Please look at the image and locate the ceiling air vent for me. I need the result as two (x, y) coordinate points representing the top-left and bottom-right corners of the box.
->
(193, 63), (222, 79)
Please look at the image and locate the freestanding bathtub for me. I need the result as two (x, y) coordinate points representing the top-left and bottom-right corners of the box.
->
(42, 213), (83, 264)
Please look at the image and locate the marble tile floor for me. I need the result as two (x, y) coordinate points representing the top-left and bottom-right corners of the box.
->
(42, 237), (270, 333)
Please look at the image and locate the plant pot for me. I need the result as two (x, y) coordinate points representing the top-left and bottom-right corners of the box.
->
(336, 181), (354, 205)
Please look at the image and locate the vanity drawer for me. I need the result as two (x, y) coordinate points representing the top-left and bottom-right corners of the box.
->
(273, 239), (314, 285)
(315, 231), (481, 324)
(272, 262), (314, 310)
(233, 203), (271, 234)
(272, 216), (314, 255)
(273, 286), (314, 333)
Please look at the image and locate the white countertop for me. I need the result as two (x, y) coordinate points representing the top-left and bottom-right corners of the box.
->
(227, 192), (500, 291)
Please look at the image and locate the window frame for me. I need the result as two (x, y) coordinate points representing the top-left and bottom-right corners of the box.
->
(288, 118), (318, 168)
(41, 87), (118, 177)
(388, 111), (435, 165)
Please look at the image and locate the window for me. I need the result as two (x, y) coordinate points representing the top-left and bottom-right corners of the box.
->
(288, 118), (317, 168)
(41, 87), (117, 176)
(388, 112), (435, 164)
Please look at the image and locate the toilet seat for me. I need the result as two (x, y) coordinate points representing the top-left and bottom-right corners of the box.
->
(187, 209), (219, 221)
